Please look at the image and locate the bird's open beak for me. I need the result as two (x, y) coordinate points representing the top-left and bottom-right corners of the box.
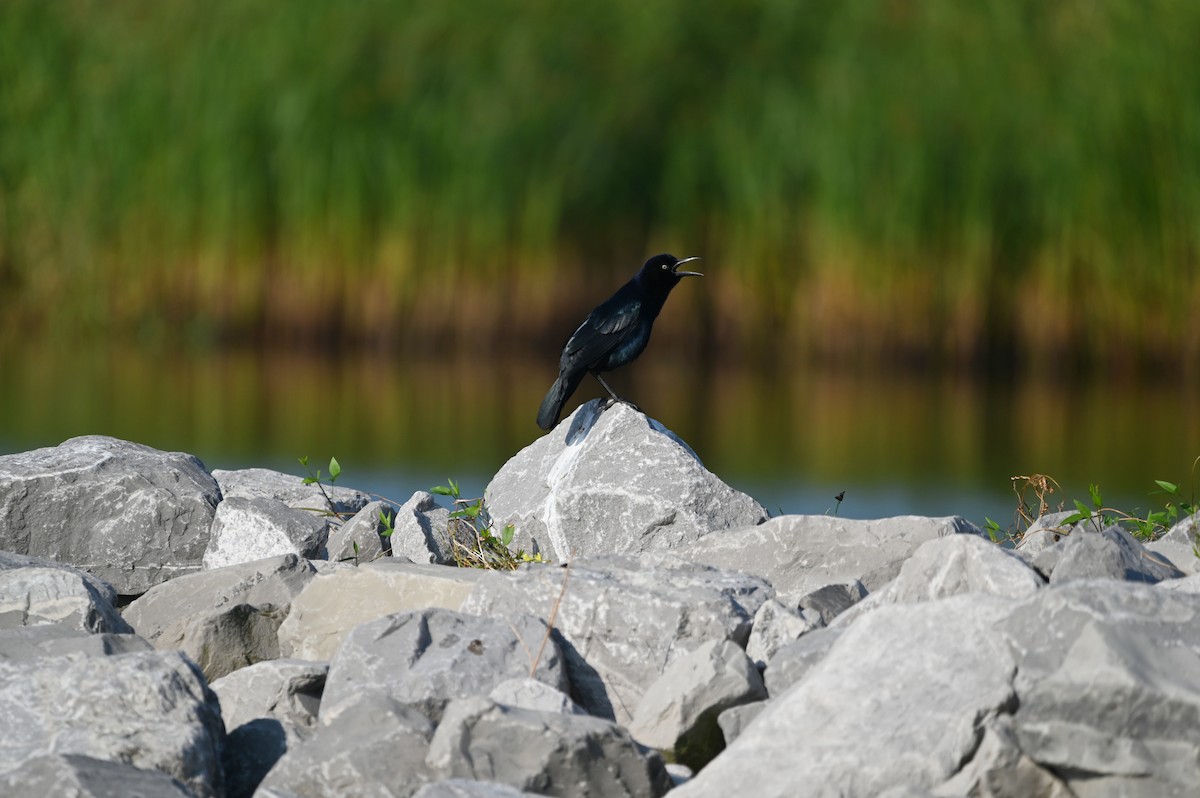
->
(672, 256), (703, 277)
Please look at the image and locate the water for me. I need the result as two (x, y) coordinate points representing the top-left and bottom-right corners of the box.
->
(2, 340), (1198, 532)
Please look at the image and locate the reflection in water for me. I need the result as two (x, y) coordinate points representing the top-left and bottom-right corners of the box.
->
(2, 341), (1197, 530)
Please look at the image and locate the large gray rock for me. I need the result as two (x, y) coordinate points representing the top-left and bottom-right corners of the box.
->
(0, 550), (120, 601)
(679, 580), (1200, 797)
(0, 649), (226, 798)
(1049, 524), (1185, 585)
(389, 491), (454, 564)
(0, 753), (195, 798)
(461, 554), (771, 725)
(629, 639), (767, 770)
(0, 626), (152, 661)
(412, 781), (541, 798)
(326, 499), (393, 564)
(212, 660), (328, 798)
(833, 533), (1044, 625)
(881, 534), (1045, 602)
(485, 400), (767, 562)
(0, 565), (132, 633)
(1147, 511), (1200, 575)
(762, 626), (845, 697)
(716, 701), (766, 746)
(212, 658), (327, 735)
(258, 692), (436, 798)
(0, 436), (221, 593)
(1000, 581), (1200, 795)
(203, 496), (329, 570)
(488, 677), (586, 716)
(671, 595), (1019, 798)
(427, 696), (672, 798)
(745, 598), (820, 669)
(212, 467), (371, 515)
(683, 513), (986, 600)
(123, 554), (317, 681)
(321, 607), (567, 724)
(278, 560), (483, 661)
(795, 579), (867, 626)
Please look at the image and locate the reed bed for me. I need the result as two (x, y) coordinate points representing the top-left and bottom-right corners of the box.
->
(2, 0), (1198, 370)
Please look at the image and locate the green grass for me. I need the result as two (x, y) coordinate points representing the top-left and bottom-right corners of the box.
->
(2, 0), (1199, 368)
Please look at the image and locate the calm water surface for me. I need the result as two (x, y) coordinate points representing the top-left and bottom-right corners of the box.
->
(3, 341), (1198, 532)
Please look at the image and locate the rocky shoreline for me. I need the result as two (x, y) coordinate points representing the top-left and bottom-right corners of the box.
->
(1, 399), (1198, 797)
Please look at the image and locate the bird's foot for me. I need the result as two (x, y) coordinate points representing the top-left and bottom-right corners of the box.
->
(603, 396), (642, 414)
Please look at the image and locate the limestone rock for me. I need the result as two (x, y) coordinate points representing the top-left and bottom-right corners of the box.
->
(1049, 524), (1184, 585)
(485, 400), (767, 562)
(212, 466), (371, 515)
(0, 565), (132, 634)
(795, 579), (867, 626)
(212, 659), (328, 798)
(427, 696), (672, 798)
(258, 692), (435, 798)
(326, 499), (394, 564)
(762, 626), (845, 697)
(0, 436), (221, 593)
(833, 533), (1044, 626)
(716, 701), (766, 746)
(123, 554), (316, 681)
(277, 560), (483, 661)
(203, 496), (329, 570)
(488, 677), (587, 716)
(0, 626), (151, 661)
(629, 639), (767, 770)
(0, 649), (226, 798)
(745, 598), (821, 670)
(412, 781), (542, 798)
(1146, 511), (1200, 575)
(671, 595), (1019, 798)
(461, 554), (771, 725)
(0, 753), (195, 798)
(683, 513), (986, 599)
(389, 491), (454, 564)
(321, 607), (567, 724)
(1001, 581), (1200, 795)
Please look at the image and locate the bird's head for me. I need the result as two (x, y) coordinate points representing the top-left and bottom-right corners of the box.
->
(641, 253), (703, 286)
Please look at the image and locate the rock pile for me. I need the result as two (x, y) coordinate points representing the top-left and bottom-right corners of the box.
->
(0, 400), (1198, 797)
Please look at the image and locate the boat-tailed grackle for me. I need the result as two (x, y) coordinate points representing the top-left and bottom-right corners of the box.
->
(536, 253), (702, 430)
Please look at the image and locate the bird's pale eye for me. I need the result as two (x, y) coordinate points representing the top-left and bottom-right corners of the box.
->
(661, 263), (669, 270)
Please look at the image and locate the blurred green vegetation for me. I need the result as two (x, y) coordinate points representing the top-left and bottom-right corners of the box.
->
(1, 0), (1198, 369)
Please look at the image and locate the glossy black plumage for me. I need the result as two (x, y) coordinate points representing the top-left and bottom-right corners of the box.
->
(536, 253), (702, 430)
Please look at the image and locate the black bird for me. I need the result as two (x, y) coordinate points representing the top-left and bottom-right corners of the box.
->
(536, 253), (702, 430)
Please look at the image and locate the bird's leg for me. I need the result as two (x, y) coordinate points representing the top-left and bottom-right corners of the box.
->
(592, 372), (641, 413)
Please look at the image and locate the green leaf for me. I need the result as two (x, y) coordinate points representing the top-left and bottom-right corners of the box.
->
(329, 457), (341, 481)
(1073, 499), (1092, 518)
(431, 485), (454, 496)
(298, 455), (309, 467)
(501, 523), (515, 546)
(1154, 479), (1179, 495)
(1062, 511), (1085, 526)
(1088, 483), (1103, 509)
(464, 504), (481, 518)
(302, 476), (317, 485)
(449, 509), (469, 519)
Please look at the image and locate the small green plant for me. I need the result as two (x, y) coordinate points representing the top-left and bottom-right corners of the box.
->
(298, 455), (344, 518)
(432, 478), (543, 570)
(983, 517), (1005, 544)
(998, 460), (1199, 548)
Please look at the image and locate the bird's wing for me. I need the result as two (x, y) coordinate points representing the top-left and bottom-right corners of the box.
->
(560, 296), (641, 369)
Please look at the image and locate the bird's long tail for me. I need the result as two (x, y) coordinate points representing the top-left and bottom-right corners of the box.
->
(536, 370), (585, 431)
